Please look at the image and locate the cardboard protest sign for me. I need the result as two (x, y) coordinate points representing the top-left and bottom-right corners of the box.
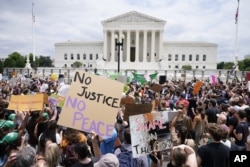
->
(150, 83), (163, 93)
(192, 81), (203, 95)
(123, 104), (152, 122)
(57, 70), (124, 137)
(129, 111), (172, 158)
(210, 74), (217, 85)
(120, 95), (134, 105)
(7, 95), (19, 110)
(48, 94), (65, 107)
(8, 94), (44, 111)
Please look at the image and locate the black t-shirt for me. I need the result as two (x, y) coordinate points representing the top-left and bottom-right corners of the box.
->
(71, 161), (94, 167)
(37, 121), (49, 139)
(26, 118), (38, 146)
(235, 121), (249, 146)
(198, 142), (230, 167)
(227, 116), (238, 137)
(205, 107), (219, 123)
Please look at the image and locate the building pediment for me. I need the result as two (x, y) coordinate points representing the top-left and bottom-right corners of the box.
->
(102, 11), (166, 24)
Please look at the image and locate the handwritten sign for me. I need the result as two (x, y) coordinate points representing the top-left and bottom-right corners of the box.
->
(192, 81), (203, 95)
(57, 70), (124, 137)
(129, 111), (172, 158)
(8, 94), (44, 111)
(120, 95), (134, 106)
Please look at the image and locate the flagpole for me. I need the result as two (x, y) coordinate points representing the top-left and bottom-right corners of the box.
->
(233, 0), (240, 71)
(32, 2), (36, 63)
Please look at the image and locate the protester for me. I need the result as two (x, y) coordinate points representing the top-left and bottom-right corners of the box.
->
(12, 146), (36, 167)
(205, 99), (219, 123)
(197, 124), (230, 167)
(193, 107), (208, 148)
(94, 153), (119, 167)
(233, 110), (249, 151)
(168, 144), (197, 167)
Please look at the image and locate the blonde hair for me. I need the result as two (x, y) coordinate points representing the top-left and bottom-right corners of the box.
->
(44, 143), (60, 167)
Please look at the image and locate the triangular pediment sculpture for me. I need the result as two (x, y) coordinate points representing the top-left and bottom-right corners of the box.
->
(102, 11), (165, 23)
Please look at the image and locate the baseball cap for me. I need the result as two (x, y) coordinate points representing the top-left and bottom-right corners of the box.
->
(94, 153), (119, 167)
(0, 120), (16, 129)
(1, 132), (19, 144)
(8, 113), (16, 121)
(42, 112), (49, 119)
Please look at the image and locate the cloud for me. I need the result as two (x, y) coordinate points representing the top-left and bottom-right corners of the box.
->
(0, 0), (249, 63)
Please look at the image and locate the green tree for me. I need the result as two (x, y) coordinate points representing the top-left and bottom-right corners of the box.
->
(39, 56), (53, 67)
(223, 62), (234, 69)
(4, 58), (16, 67)
(239, 59), (250, 71)
(4, 52), (25, 67)
(0, 60), (3, 73)
(182, 65), (192, 70)
(72, 61), (83, 68)
(217, 61), (224, 69)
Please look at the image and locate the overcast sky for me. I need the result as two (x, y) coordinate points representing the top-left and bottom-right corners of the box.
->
(0, 0), (249, 62)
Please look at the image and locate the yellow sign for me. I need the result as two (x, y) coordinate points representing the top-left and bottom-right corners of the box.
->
(8, 94), (44, 111)
(57, 70), (124, 137)
(7, 95), (19, 110)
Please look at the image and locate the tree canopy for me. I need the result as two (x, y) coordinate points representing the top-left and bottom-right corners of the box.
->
(3, 52), (53, 68)
(182, 65), (192, 70)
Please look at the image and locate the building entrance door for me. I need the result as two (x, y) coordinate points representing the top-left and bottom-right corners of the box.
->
(130, 47), (135, 62)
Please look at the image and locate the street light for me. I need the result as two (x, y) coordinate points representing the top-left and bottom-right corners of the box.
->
(115, 34), (124, 73)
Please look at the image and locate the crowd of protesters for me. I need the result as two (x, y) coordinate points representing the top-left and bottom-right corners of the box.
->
(0, 72), (249, 167)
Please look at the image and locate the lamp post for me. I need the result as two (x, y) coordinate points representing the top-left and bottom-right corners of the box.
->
(115, 34), (124, 73)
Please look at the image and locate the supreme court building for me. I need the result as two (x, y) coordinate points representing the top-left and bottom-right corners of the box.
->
(54, 11), (217, 71)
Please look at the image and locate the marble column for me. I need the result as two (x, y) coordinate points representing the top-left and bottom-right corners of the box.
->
(158, 30), (163, 61)
(135, 30), (139, 62)
(111, 30), (115, 62)
(151, 30), (155, 61)
(103, 30), (108, 61)
(143, 30), (147, 62)
(126, 30), (130, 62)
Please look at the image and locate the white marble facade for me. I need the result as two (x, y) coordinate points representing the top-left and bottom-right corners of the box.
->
(54, 11), (217, 71)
